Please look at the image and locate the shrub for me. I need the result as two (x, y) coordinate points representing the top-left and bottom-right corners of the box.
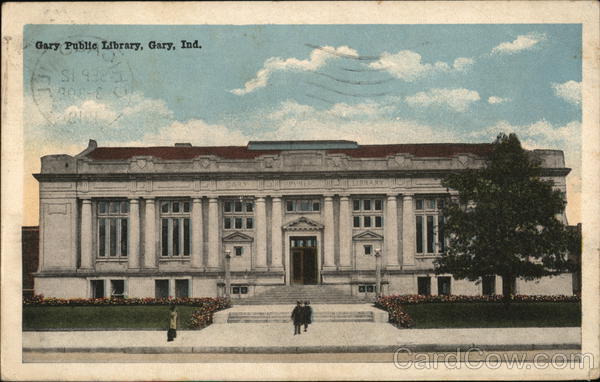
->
(374, 296), (415, 328)
(24, 295), (231, 309)
(377, 294), (580, 306)
(374, 294), (580, 329)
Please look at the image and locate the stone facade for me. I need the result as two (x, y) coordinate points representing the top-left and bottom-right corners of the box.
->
(33, 140), (573, 299)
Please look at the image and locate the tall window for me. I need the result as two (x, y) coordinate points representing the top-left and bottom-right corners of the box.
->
(352, 198), (383, 228)
(415, 197), (446, 255)
(160, 200), (191, 257)
(223, 199), (254, 230)
(97, 200), (128, 258)
(285, 198), (320, 212)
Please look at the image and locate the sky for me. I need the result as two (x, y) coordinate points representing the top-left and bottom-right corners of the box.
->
(23, 24), (582, 225)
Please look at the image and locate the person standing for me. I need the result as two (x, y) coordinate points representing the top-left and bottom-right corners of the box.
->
(291, 301), (303, 335)
(167, 305), (178, 342)
(303, 301), (313, 332)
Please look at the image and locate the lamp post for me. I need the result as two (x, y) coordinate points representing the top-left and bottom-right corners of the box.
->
(374, 248), (382, 298)
(224, 249), (231, 298)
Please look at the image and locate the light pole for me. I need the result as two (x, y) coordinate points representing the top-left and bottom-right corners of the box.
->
(374, 248), (382, 298)
(224, 249), (231, 298)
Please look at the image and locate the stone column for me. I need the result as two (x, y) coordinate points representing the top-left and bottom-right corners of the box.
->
(402, 194), (416, 267)
(207, 197), (220, 268)
(323, 196), (335, 268)
(255, 197), (267, 268)
(431, 276), (438, 296)
(339, 195), (352, 268)
(385, 194), (400, 267)
(494, 275), (503, 295)
(143, 198), (157, 268)
(168, 279), (175, 299)
(191, 198), (203, 268)
(80, 199), (93, 269)
(271, 196), (283, 269)
(128, 198), (140, 269)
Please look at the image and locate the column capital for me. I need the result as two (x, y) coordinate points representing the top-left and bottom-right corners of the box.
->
(402, 193), (415, 199)
(129, 198), (140, 204)
(144, 197), (156, 203)
(271, 195), (283, 201)
(339, 194), (350, 200)
(324, 195), (334, 201)
(192, 197), (202, 203)
(208, 197), (219, 203)
(81, 198), (92, 204)
(387, 194), (398, 200)
(255, 196), (266, 203)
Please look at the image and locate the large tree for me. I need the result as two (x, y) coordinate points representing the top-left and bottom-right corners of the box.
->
(435, 133), (575, 302)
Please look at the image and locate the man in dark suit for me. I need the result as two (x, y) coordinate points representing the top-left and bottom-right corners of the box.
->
(291, 301), (303, 335)
(303, 301), (313, 332)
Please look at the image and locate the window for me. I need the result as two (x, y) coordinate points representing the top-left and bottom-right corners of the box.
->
(358, 284), (375, 293)
(363, 245), (373, 255)
(97, 200), (128, 258)
(482, 275), (496, 296)
(232, 285), (249, 295)
(234, 246), (243, 256)
(417, 277), (431, 296)
(352, 198), (384, 228)
(437, 276), (451, 296)
(160, 200), (191, 257)
(415, 197), (447, 255)
(223, 198), (254, 230)
(285, 198), (321, 212)
(91, 280), (105, 298)
(110, 280), (125, 298)
(175, 279), (189, 298)
(155, 280), (169, 298)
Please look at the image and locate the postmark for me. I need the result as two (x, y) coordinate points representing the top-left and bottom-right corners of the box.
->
(30, 35), (134, 127)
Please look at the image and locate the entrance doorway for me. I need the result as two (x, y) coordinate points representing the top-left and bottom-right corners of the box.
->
(290, 236), (318, 285)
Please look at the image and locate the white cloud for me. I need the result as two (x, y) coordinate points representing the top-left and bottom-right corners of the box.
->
(405, 88), (481, 112)
(230, 46), (358, 95)
(141, 119), (250, 146)
(491, 33), (545, 54)
(552, 80), (581, 105)
(258, 100), (458, 144)
(487, 96), (511, 104)
(368, 50), (473, 81)
(62, 100), (119, 124)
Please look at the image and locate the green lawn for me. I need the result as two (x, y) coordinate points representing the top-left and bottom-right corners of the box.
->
(23, 305), (200, 330)
(402, 302), (581, 328)
(23, 302), (581, 330)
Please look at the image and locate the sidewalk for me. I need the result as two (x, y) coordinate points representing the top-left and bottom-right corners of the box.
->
(23, 325), (581, 354)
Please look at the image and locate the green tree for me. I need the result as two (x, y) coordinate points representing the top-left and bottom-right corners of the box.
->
(435, 133), (575, 303)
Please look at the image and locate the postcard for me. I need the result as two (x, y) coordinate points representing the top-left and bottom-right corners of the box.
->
(2, 1), (599, 381)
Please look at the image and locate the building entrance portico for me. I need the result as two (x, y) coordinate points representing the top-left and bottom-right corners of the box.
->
(290, 236), (318, 285)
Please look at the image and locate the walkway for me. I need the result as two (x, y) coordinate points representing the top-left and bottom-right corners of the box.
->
(23, 325), (581, 354)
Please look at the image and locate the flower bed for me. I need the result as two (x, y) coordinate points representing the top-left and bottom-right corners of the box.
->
(375, 294), (580, 329)
(23, 295), (231, 308)
(378, 294), (580, 306)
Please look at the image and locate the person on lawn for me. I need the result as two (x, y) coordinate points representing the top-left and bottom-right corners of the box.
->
(303, 301), (313, 332)
(167, 305), (178, 342)
(291, 301), (303, 335)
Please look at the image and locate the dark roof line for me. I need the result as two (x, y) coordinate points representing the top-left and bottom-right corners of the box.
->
(84, 143), (495, 161)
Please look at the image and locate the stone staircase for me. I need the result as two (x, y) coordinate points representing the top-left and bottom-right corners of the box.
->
(226, 311), (375, 323)
(232, 285), (372, 305)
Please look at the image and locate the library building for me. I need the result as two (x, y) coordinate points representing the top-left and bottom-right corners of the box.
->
(33, 139), (575, 300)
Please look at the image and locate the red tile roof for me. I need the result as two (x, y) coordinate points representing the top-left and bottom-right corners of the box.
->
(85, 143), (494, 161)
